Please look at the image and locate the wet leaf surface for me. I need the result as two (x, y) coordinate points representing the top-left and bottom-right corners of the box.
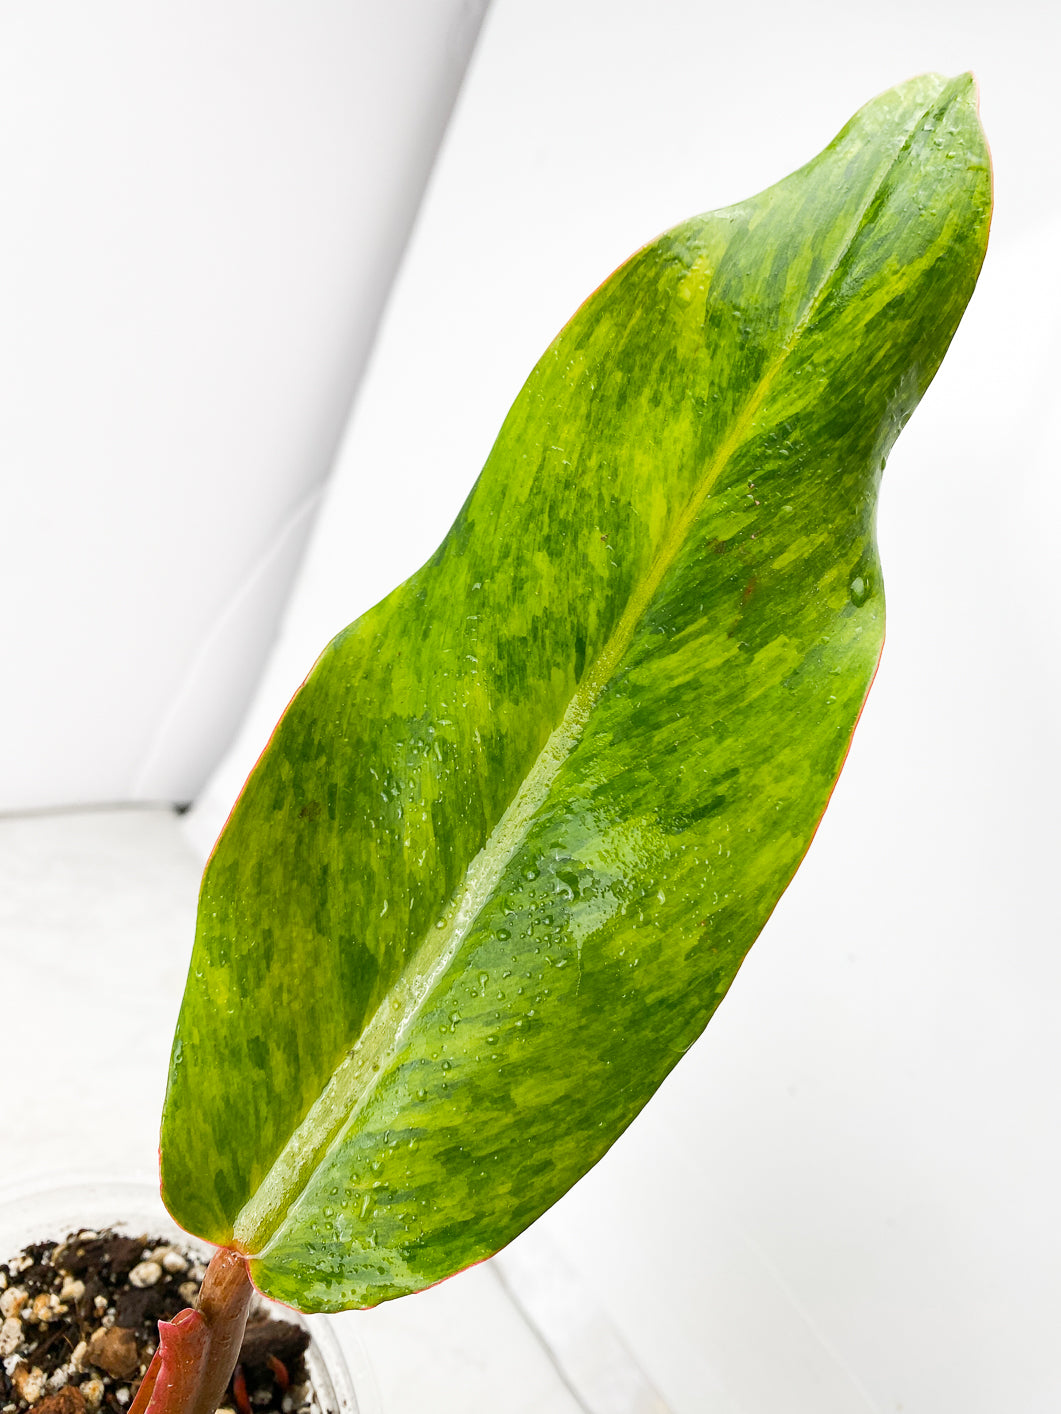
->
(161, 74), (990, 1310)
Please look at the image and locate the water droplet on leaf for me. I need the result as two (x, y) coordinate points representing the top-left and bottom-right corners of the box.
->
(849, 575), (869, 606)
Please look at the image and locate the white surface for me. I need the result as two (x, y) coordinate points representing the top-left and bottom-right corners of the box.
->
(186, 2), (1061, 1411)
(0, 807), (583, 1414)
(494, 1236), (670, 1413)
(0, 808), (199, 1178)
(0, 0), (487, 812)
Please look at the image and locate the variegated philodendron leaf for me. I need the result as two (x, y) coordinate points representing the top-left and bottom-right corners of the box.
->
(161, 73), (990, 1310)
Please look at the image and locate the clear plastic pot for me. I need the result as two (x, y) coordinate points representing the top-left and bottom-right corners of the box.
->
(0, 1177), (379, 1414)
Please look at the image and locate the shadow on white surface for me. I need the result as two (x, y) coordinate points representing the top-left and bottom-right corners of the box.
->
(0, 0), (489, 812)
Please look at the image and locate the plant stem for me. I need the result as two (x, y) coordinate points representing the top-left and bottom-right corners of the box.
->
(129, 1248), (253, 1414)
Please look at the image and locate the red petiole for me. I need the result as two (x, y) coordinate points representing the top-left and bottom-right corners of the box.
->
(128, 1248), (253, 1414)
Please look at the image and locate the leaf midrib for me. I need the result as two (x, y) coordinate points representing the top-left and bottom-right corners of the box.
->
(232, 94), (935, 1257)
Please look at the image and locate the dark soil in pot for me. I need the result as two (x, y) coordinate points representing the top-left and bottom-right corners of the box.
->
(0, 1229), (313, 1414)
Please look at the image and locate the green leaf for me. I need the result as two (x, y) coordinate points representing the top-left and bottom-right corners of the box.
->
(161, 73), (990, 1311)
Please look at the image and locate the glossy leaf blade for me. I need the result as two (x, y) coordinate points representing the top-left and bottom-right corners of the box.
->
(161, 73), (991, 1310)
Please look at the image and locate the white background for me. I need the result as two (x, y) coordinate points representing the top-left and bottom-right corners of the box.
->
(0, 0), (487, 809)
(3, 2), (1060, 1412)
